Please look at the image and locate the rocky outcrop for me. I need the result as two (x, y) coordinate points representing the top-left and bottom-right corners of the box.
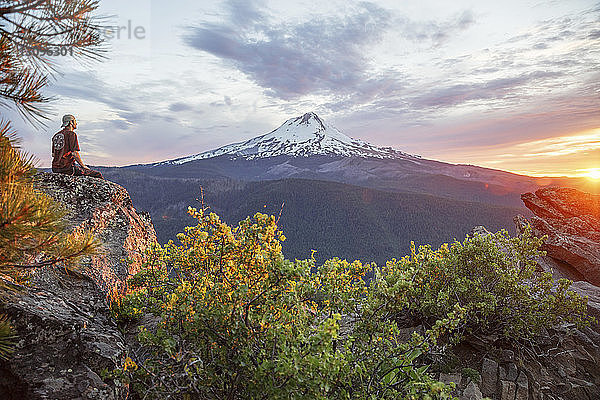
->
(32, 172), (156, 292)
(515, 187), (600, 323)
(0, 173), (157, 399)
(400, 322), (600, 400)
(517, 187), (600, 285)
(461, 189), (600, 400)
(436, 324), (600, 399)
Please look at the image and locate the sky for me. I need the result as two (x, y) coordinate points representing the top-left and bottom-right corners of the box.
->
(7, 0), (600, 178)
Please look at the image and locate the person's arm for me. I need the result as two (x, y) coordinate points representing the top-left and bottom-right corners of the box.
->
(69, 132), (88, 169)
(72, 151), (88, 169)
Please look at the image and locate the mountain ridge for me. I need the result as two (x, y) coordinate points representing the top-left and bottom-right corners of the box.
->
(159, 112), (418, 164)
(97, 170), (525, 265)
(100, 112), (598, 229)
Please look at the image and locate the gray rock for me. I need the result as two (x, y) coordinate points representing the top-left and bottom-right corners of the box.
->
(568, 384), (591, 400)
(501, 380), (516, 400)
(499, 363), (518, 381)
(0, 173), (157, 399)
(461, 381), (483, 400)
(571, 281), (600, 322)
(555, 352), (577, 376)
(515, 371), (528, 400)
(582, 382), (600, 399)
(439, 372), (462, 388)
(480, 358), (498, 397)
(471, 226), (492, 237)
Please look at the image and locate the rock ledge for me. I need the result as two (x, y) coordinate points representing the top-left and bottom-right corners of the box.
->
(0, 173), (157, 399)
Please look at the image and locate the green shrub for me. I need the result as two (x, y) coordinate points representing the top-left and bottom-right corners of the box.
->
(112, 207), (457, 399)
(0, 314), (16, 360)
(111, 210), (590, 399)
(461, 368), (480, 384)
(373, 226), (591, 343)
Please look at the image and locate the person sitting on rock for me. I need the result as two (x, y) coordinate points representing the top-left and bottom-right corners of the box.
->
(51, 114), (104, 179)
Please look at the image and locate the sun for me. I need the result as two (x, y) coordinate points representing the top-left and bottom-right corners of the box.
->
(582, 168), (600, 180)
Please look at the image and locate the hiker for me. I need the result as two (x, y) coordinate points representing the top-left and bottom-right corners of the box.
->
(51, 114), (104, 179)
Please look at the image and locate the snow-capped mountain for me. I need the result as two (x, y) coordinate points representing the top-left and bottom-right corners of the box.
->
(163, 112), (417, 165)
(129, 111), (591, 210)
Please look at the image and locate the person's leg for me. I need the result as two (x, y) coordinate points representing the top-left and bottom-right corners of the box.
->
(72, 165), (84, 176)
(52, 167), (74, 176)
(86, 169), (104, 179)
(75, 165), (104, 179)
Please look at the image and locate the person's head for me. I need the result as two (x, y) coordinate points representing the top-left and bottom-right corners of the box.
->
(61, 114), (77, 130)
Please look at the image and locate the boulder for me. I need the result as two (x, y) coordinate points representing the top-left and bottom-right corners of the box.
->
(460, 381), (483, 400)
(32, 172), (156, 292)
(480, 358), (498, 397)
(0, 173), (157, 399)
(517, 187), (600, 286)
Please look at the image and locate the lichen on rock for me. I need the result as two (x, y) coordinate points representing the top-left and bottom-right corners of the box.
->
(0, 173), (157, 399)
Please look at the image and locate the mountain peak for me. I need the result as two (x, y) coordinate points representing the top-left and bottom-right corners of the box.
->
(295, 112), (325, 130)
(163, 113), (418, 164)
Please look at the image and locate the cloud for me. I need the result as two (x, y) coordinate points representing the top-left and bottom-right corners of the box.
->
(224, 0), (267, 29)
(588, 30), (600, 40)
(516, 129), (600, 158)
(47, 71), (133, 114)
(169, 102), (192, 112)
(183, 1), (482, 118)
(411, 71), (563, 109)
(397, 10), (475, 46)
(364, 4), (600, 123)
(109, 119), (130, 130)
(47, 71), (203, 130)
(185, 1), (397, 101)
(15, 0), (599, 176)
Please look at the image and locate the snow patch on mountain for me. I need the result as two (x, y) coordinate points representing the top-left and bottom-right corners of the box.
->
(162, 112), (418, 165)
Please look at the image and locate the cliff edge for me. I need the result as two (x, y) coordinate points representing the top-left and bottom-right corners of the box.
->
(517, 187), (600, 286)
(0, 173), (157, 399)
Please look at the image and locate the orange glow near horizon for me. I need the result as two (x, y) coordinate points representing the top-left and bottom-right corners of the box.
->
(424, 128), (600, 179)
(581, 168), (600, 180)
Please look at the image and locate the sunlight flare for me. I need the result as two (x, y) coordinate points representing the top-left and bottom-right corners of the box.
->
(580, 168), (600, 180)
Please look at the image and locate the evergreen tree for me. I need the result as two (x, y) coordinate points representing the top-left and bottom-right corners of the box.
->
(0, 0), (105, 120)
(0, 123), (97, 270)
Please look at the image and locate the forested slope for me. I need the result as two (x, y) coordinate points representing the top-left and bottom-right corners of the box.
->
(102, 170), (525, 265)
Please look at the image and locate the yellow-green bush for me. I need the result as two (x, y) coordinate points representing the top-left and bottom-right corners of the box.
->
(375, 227), (590, 343)
(112, 208), (590, 400)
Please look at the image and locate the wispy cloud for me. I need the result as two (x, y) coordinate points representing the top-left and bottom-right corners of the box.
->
(184, 1), (397, 101)
(169, 102), (193, 112)
(410, 71), (563, 109)
(396, 10), (475, 47)
(517, 129), (600, 157)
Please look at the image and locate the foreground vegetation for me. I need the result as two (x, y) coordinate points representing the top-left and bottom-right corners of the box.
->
(111, 206), (591, 399)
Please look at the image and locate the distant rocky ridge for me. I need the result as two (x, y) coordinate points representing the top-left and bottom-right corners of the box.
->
(0, 173), (156, 399)
(516, 187), (600, 286)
